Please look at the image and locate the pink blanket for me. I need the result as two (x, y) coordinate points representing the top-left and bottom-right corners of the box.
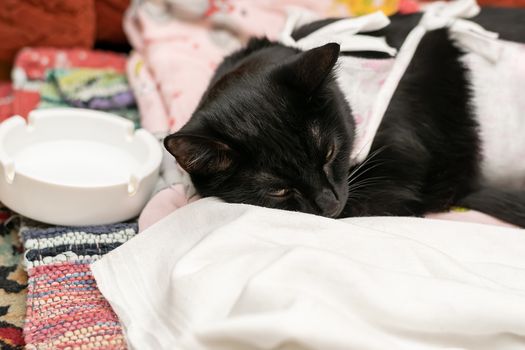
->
(125, 0), (349, 133)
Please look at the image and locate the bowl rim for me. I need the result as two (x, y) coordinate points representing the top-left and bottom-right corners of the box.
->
(0, 108), (162, 192)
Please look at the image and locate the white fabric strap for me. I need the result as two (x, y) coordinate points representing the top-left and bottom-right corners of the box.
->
(449, 19), (501, 62)
(350, 0), (502, 164)
(421, 0), (500, 62)
(280, 11), (398, 56)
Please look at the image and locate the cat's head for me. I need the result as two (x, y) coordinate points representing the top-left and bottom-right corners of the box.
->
(165, 40), (355, 217)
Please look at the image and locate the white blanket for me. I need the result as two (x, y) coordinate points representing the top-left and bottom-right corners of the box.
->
(92, 198), (525, 350)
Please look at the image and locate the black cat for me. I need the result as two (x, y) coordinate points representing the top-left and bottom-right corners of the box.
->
(165, 8), (525, 227)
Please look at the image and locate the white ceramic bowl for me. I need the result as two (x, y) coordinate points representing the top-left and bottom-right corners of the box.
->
(0, 108), (162, 226)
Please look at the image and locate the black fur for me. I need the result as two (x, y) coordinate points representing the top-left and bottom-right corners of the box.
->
(458, 187), (525, 227)
(165, 8), (525, 226)
(342, 28), (480, 217)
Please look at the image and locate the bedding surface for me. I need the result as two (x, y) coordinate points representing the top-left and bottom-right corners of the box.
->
(93, 198), (525, 350)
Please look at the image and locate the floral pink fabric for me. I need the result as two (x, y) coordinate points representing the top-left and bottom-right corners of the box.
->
(125, 0), (350, 134)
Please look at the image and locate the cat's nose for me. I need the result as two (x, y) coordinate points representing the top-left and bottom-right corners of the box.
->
(315, 189), (340, 217)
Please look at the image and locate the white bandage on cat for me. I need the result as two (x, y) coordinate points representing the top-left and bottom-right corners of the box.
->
(280, 0), (502, 165)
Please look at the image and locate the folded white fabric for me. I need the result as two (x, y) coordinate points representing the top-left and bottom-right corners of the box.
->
(92, 198), (525, 350)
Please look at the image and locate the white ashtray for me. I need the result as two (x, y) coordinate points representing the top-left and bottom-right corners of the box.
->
(0, 108), (162, 226)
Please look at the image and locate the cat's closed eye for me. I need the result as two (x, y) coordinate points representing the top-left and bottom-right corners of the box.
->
(268, 188), (293, 199)
(325, 144), (336, 162)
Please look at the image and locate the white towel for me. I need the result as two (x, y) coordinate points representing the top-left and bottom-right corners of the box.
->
(92, 198), (525, 350)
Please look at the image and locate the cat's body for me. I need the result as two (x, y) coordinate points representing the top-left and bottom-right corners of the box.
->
(165, 8), (525, 227)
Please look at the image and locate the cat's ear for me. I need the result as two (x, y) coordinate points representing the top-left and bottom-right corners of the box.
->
(274, 43), (340, 95)
(164, 133), (237, 175)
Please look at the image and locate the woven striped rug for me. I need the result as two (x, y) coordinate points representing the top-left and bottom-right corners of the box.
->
(21, 222), (137, 350)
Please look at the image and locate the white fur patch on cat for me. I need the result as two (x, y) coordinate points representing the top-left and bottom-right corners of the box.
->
(462, 40), (525, 189)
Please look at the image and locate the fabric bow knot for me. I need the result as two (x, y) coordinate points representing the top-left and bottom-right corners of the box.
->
(422, 0), (501, 62)
(280, 10), (397, 56)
